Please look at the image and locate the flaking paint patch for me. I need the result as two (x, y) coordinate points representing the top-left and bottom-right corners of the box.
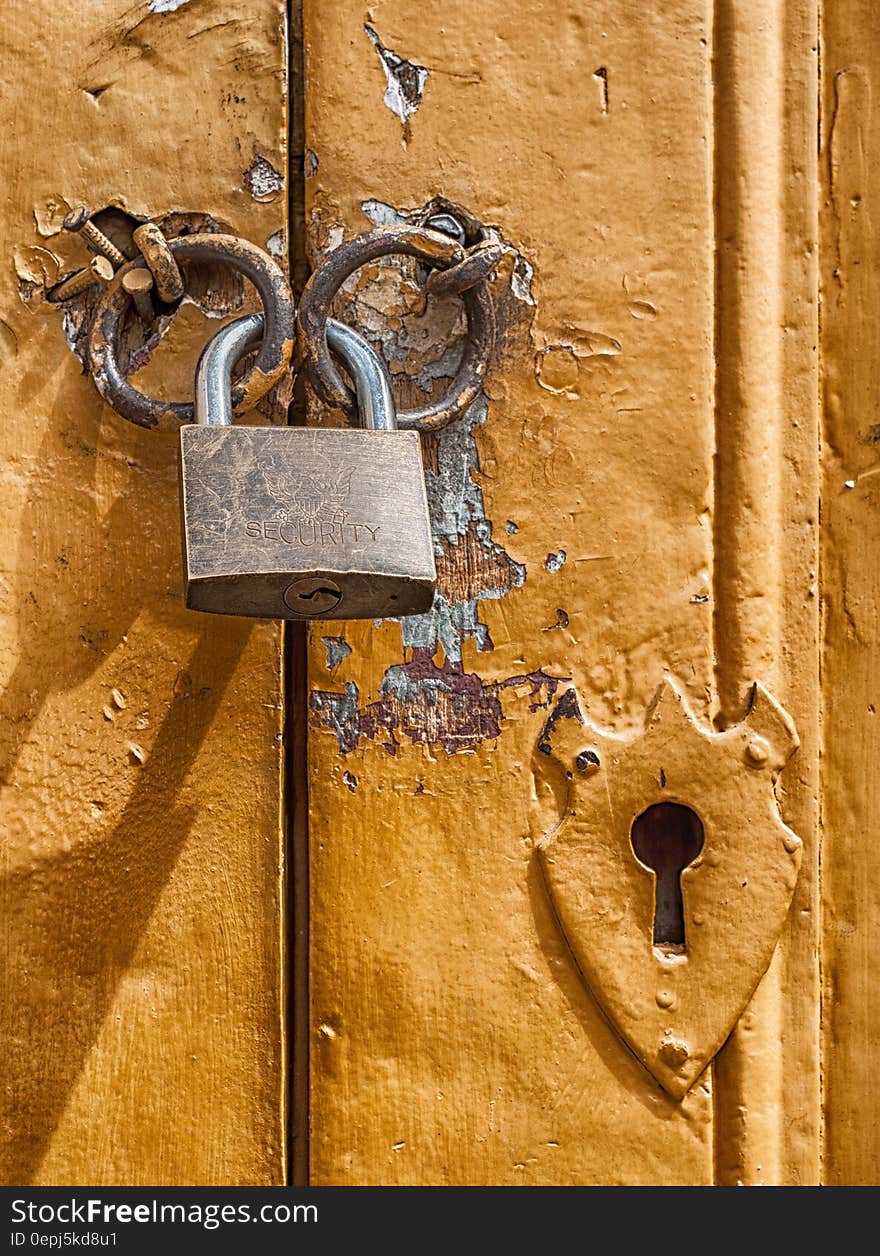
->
(33, 196), (71, 239)
(148, 0), (191, 13)
(511, 254), (535, 305)
(266, 229), (286, 260)
(243, 156), (284, 201)
(402, 397), (525, 661)
(311, 654), (565, 756)
(361, 200), (405, 229)
(308, 200), (546, 757)
(364, 26), (428, 131)
(546, 550), (567, 573)
(15, 245), (60, 302)
(322, 636), (352, 672)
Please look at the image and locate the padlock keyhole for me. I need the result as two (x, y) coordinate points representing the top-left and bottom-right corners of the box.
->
(630, 803), (704, 950)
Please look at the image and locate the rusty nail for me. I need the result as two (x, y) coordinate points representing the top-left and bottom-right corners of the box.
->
(122, 268), (156, 321)
(132, 223), (185, 303)
(63, 207), (127, 267)
(47, 254), (114, 303)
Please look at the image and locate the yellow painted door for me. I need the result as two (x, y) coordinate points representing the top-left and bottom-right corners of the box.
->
(0, 0), (289, 1185)
(302, 0), (874, 1187)
(1, 0), (878, 1188)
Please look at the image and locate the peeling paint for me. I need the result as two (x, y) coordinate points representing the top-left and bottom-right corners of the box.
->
(325, 224), (345, 252)
(243, 155), (284, 200)
(33, 196), (71, 238)
(593, 66), (609, 113)
(403, 398), (525, 661)
(15, 244), (60, 303)
(364, 25), (428, 130)
(536, 346), (579, 395)
(535, 334), (622, 397)
(266, 229), (286, 260)
(511, 254), (535, 305)
(536, 687), (583, 756)
(545, 550), (567, 573)
(322, 636), (352, 672)
(543, 608), (570, 631)
(148, 0), (191, 13)
(361, 199), (405, 229)
(311, 652), (565, 756)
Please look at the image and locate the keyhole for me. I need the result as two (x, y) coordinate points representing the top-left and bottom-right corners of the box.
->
(283, 577), (342, 617)
(630, 803), (704, 949)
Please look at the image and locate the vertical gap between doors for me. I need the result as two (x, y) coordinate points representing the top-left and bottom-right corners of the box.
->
(286, 0), (310, 1188)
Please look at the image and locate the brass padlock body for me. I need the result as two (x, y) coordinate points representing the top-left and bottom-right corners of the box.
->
(179, 426), (436, 620)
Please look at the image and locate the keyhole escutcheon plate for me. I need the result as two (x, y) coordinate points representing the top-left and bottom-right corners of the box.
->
(534, 678), (802, 1099)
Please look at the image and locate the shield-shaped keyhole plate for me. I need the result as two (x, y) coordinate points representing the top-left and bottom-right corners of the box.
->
(534, 678), (802, 1099)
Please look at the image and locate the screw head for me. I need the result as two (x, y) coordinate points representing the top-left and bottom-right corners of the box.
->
(425, 212), (467, 246)
(575, 748), (600, 774)
(63, 206), (90, 232)
(283, 577), (342, 617)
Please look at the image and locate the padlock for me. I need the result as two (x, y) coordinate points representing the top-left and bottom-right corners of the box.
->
(179, 313), (437, 619)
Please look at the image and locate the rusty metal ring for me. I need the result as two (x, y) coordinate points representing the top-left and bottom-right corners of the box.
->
(425, 241), (507, 297)
(88, 234), (296, 431)
(297, 223), (497, 432)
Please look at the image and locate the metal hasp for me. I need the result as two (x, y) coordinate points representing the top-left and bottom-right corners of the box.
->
(179, 313), (437, 621)
(534, 677), (802, 1099)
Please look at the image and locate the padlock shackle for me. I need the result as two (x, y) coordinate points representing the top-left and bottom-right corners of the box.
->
(195, 312), (397, 430)
(195, 313), (265, 426)
(325, 319), (396, 431)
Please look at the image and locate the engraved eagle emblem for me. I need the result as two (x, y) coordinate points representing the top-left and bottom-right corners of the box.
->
(255, 446), (355, 526)
(291, 464), (355, 524)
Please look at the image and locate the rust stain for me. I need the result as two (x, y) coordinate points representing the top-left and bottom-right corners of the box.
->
(311, 649), (565, 756)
